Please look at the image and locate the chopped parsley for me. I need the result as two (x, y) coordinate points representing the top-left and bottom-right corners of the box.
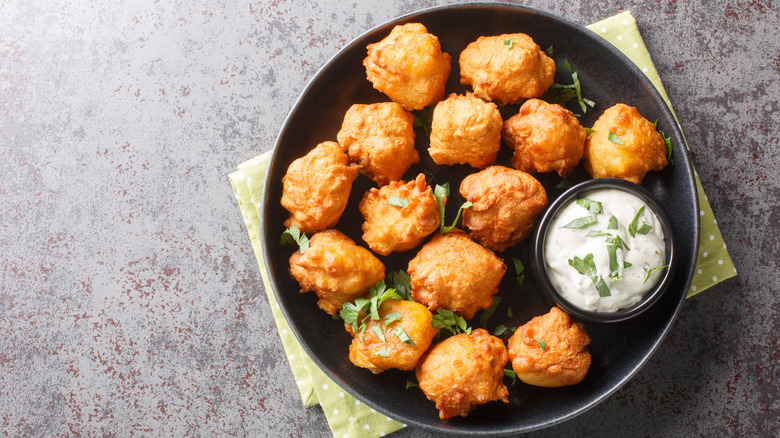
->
(556, 179), (574, 189)
(280, 225), (310, 253)
(339, 280), (401, 341)
(413, 105), (435, 136)
(536, 338), (547, 351)
(576, 197), (603, 214)
(431, 308), (472, 337)
(584, 127), (596, 136)
(405, 380), (418, 390)
(513, 257), (525, 286)
(563, 214), (598, 229)
(568, 253), (611, 297)
(608, 215), (619, 230)
(386, 270), (413, 301)
(504, 368), (518, 385)
(503, 38), (514, 49)
(628, 206), (653, 237)
(643, 265), (668, 283)
(608, 131), (625, 145)
(545, 45), (553, 56)
(434, 183), (472, 233)
(388, 195), (408, 208)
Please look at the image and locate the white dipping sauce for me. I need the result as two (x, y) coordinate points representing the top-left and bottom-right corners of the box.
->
(544, 188), (666, 312)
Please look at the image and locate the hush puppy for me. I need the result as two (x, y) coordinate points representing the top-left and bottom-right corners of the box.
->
(337, 102), (419, 186)
(359, 174), (441, 256)
(583, 103), (668, 184)
(347, 299), (439, 374)
(460, 166), (548, 252)
(459, 33), (555, 104)
(415, 328), (509, 419)
(289, 229), (385, 316)
(502, 98), (587, 178)
(363, 23), (451, 111)
(429, 93), (503, 169)
(408, 230), (506, 320)
(281, 141), (361, 233)
(507, 307), (591, 387)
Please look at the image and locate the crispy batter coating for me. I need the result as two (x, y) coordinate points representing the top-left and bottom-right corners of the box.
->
(507, 307), (591, 387)
(363, 23), (452, 111)
(459, 33), (555, 104)
(502, 98), (587, 178)
(359, 174), (440, 256)
(281, 141), (361, 233)
(337, 102), (419, 186)
(415, 328), (509, 419)
(584, 103), (668, 184)
(289, 229), (385, 316)
(428, 93), (503, 169)
(408, 230), (506, 320)
(346, 299), (439, 374)
(460, 166), (548, 252)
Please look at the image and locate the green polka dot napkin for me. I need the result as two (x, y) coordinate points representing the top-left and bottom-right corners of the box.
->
(229, 11), (736, 438)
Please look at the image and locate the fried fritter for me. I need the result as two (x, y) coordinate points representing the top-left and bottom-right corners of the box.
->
(281, 141), (361, 233)
(289, 229), (385, 316)
(459, 33), (555, 104)
(408, 230), (506, 320)
(502, 98), (587, 178)
(583, 103), (668, 184)
(359, 174), (440, 256)
(459, 166), (548, 252)
(337, 102), (419, 186)
(347, 299), (439, 374)
(363, 23), (452, 111)
(415, 328), (509, 419)
(428, 93), (503, 169)
(507, 307), (591, 387)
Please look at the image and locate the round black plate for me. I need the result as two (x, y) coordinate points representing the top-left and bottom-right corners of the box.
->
(261, 3), (699, 436)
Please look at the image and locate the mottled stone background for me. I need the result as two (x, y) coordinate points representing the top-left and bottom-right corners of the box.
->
(1, 0), (777, 437)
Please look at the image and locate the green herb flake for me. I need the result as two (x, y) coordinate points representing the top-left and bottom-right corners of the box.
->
(608, 215), (619, 230)
(374, 348), (390, 357)
(371, 325), (386, 344)
(479, 296), (502, 328)
(441, 201), (473, 233)
(606, 235), (629, 251)
(568, 253), (611, 297)
(504, 368), (518, 385)
(586, 230), (612, 237)
(433, 183), (449, 231)
(643, 265), (668, 284)
(507, 307), (514, 318)
(556, 179), (574, 189)
(383, 312), (402, 326)
(493, 324), (509, 336)
(431, 309), (472, 337)
(608, 131), (625, 145)
(387, 270), (413, 301)
(536, 338), (547, 351)
(624, 261), (633, 268)
(562, 58), (572, 71)
(280, 225), (310, 253)
(405, 380), (418, 390)
(607, 244), (621, 281)
(504, 38), (514, 49)
(423, 170), (436, 187)
(393, 326), (416, 346)
(513, 257), (525, 286)
(563, 214), (598, 229)
(660, 129), (674, 164)
(545, 45), (553, 56)
(628, 206), (652, 237)
(585, 127), (596, 136)
(576, 197), (603, 214)
(388, 195), (408, 208)
(413, 105), (435, 136)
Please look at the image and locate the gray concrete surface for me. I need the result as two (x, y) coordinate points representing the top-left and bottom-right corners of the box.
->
(1, 0), (778, 436)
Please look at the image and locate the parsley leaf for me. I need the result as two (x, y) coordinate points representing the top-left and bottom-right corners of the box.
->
(576, 197), (603, 214)
(504, 367), (518, 385)
(586, 230), (612, 237)
(441, 201), (472, 233)
(545, 45), (553, 56)
(423, 170), (436, 187)
(556, 179), (574, 189)
(371, 325), (386, 344)
(608, 131), (625, 145)
(413, 105), (435, 136)
(479, 296), (502, 328)
(383, 312), (402, 326)
(386, 270), (413, 301)
(608, 215), (619, 230)
(431, 308), (472, 337)
(584, 127), (596, 136)
(393, 326), (416, 346)
(536, 338), (547, 351)
(503, 38), (514, 49)
(388, 195), (408, 208)
(643, 265), (668, 283)
(405, 380), (418, 390)
(374, 349), (390, 357)
(563, 214), (598, 229)
(433, 183), (449, 230)
(568, 253), (611, 297)
(513, 257), (525, 286)
(280, 225), (310, 253)
(628, 206), (652, 237)
(493, 324), (509, 336)
(562, 58), (572, 72)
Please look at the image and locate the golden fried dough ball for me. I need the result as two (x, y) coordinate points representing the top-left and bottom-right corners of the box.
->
(359, 174), (440, 256)
(428, 93), (503, 169)
(507, 307), (591, 387)
(337, 102), (419, 186)
(583, 103), (668, 184)
(460, 166), (548, 252)
(408, 230), (506, 320)
(281, 141), (361, 233)
(415, 328), (509, 419)
(347, 299), (439, 374)
(363, 23), (452, 111)
(289, 229), (385, 316)
(502, 98), (587, 178)
(459, 33), (555, 104)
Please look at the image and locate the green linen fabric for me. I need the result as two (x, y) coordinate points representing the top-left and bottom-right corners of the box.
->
(228, 11), (737, 438)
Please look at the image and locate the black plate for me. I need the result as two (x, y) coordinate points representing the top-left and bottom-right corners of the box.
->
(261, 3), (699, 436)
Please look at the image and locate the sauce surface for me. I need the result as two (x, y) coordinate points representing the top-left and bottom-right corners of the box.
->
(544, 188), (666, 312)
